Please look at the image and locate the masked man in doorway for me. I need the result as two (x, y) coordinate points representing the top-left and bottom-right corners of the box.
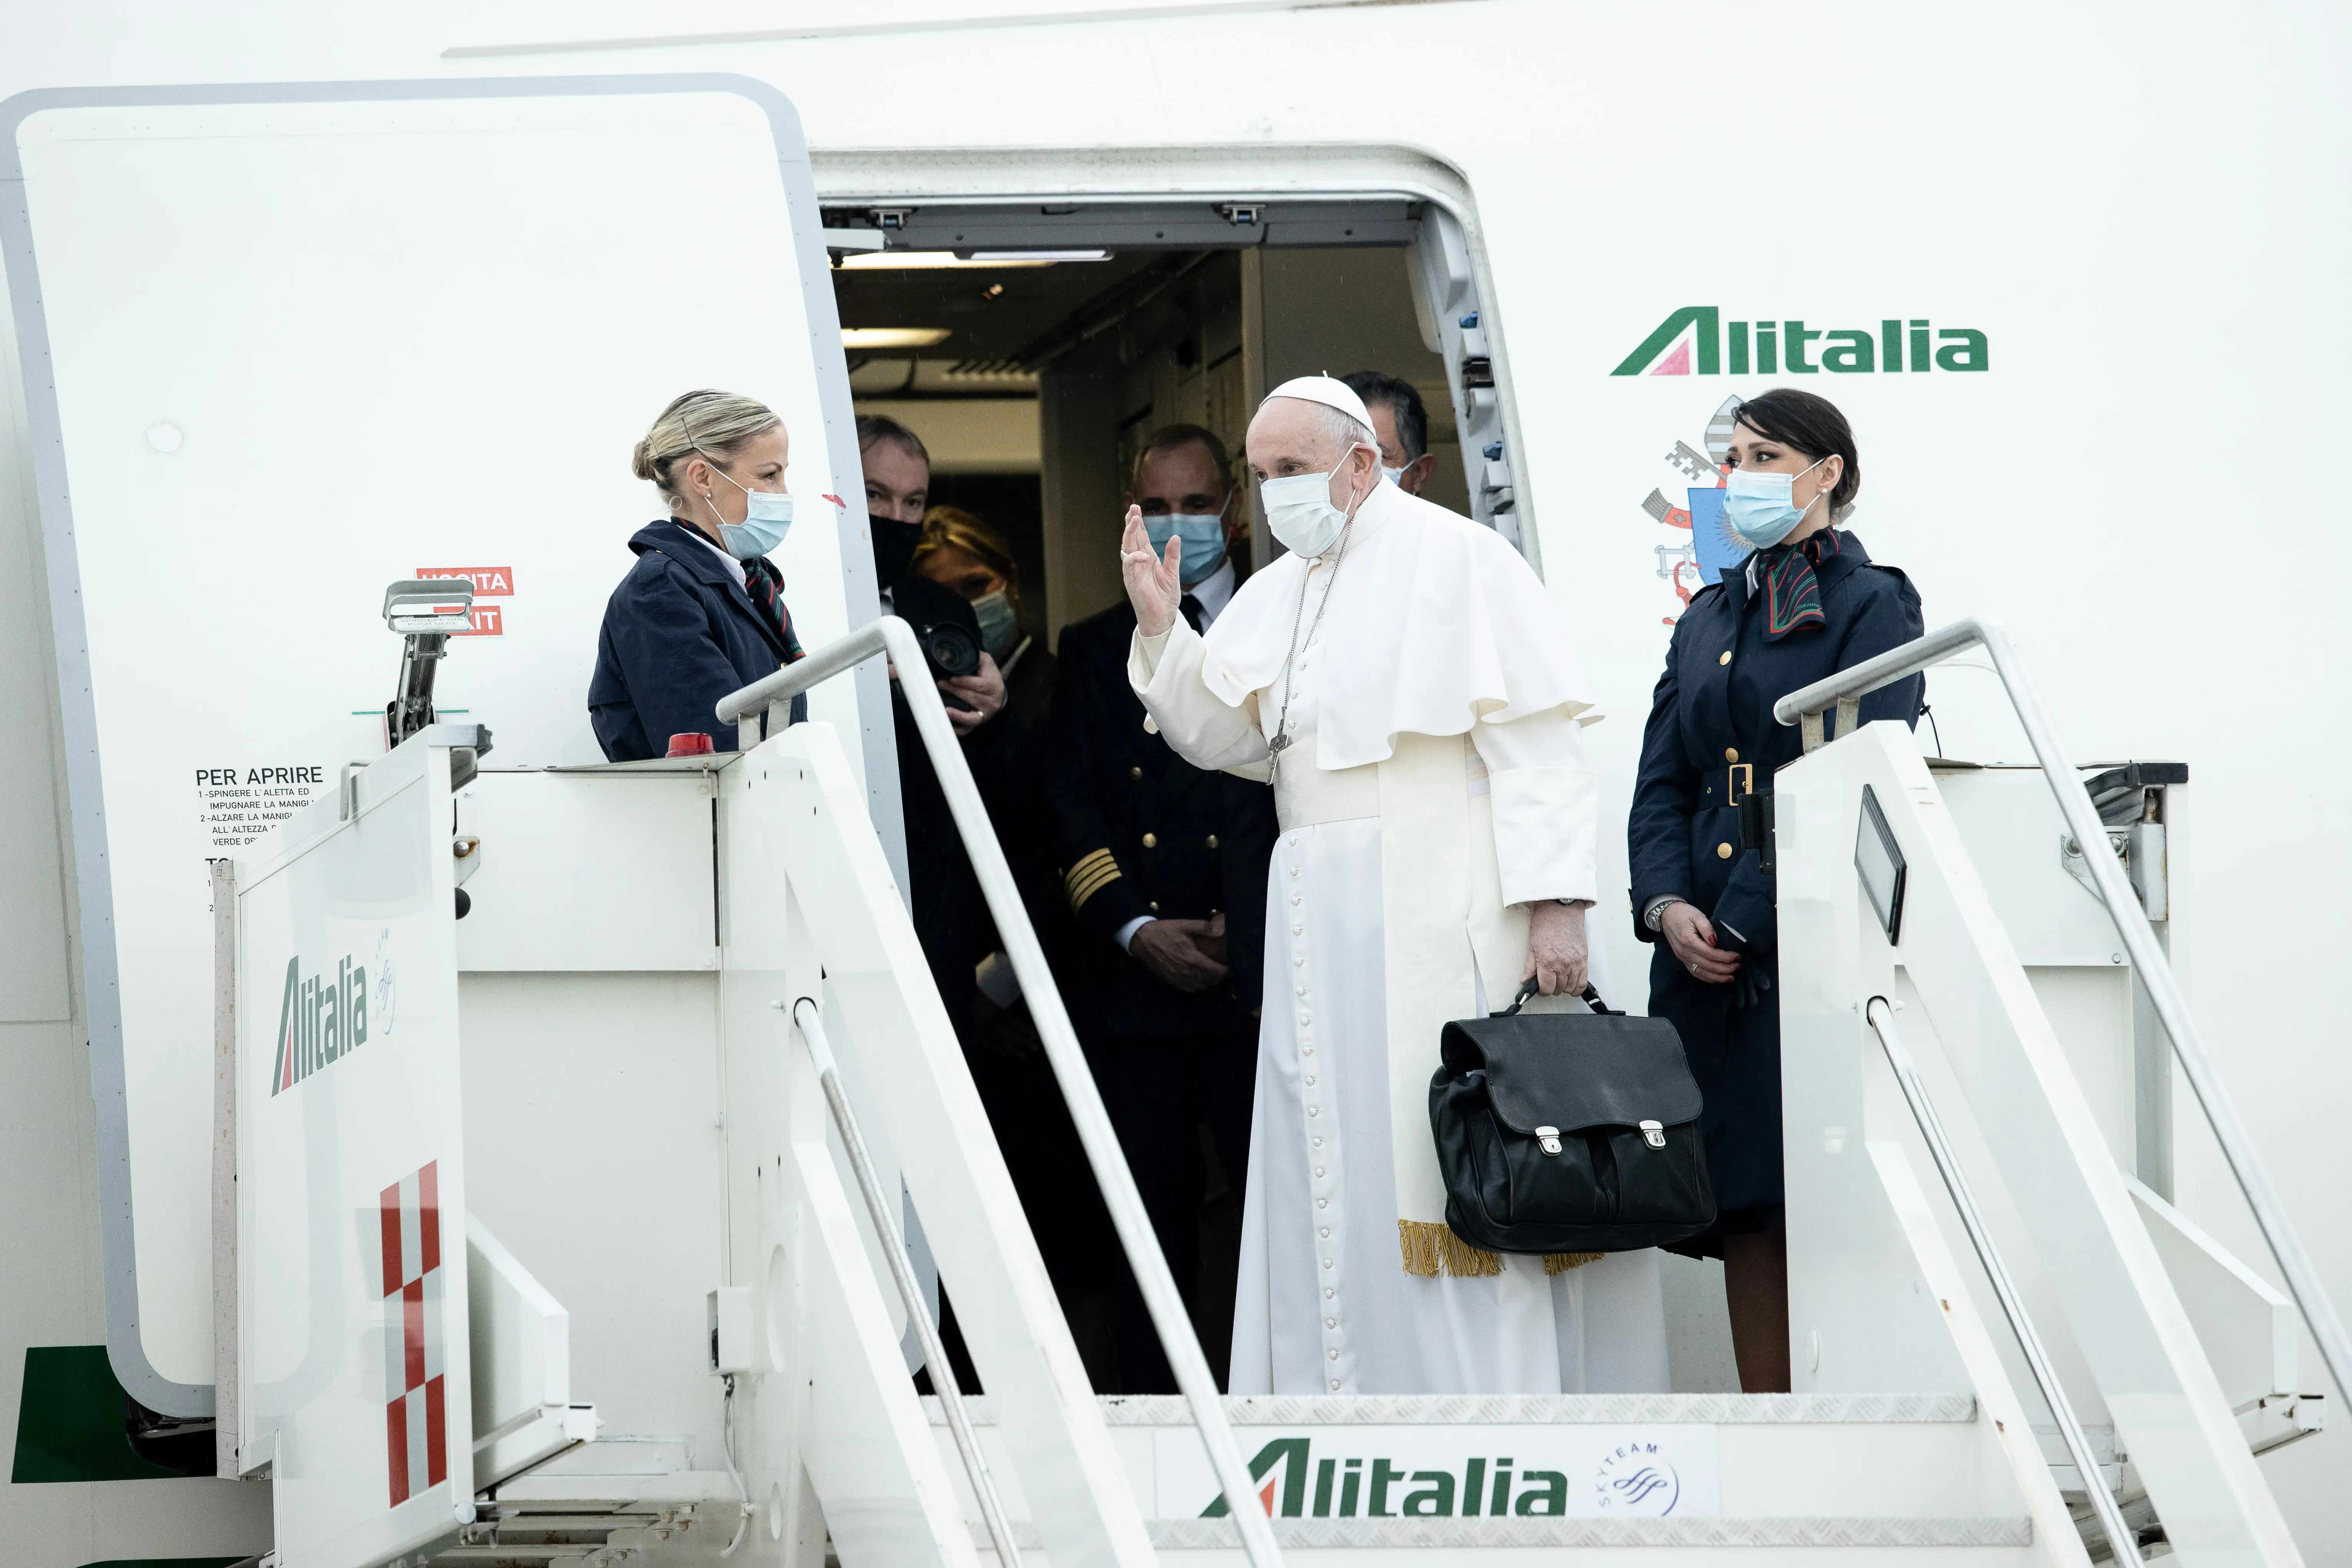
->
(1119, 378), (1667, 1395)
(1046, 424), (1280, 1392)
(858, 415), (1008, 1043)
(1341, 371), (1437, 496)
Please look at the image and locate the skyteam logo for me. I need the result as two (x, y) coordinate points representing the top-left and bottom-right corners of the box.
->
(1613, 306), (1988, 376)
(1592, 1440), (1682, 1515)
(270, 948), (371, 1094)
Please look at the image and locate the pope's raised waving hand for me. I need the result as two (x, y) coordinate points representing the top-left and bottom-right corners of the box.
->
(1120, 504), (1184, 638)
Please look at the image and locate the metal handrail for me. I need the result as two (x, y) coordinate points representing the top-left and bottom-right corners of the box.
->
(1867, 999), (2140, 1563)
(789, 999), (1024, 1568)
(1777, 616), (2352, 1406)
(718, 619), (1285, 1568)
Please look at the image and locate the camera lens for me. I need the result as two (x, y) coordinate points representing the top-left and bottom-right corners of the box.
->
(922, 620), (981, 680)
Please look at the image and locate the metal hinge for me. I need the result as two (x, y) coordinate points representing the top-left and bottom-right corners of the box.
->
(2059, 822), (2166, 922)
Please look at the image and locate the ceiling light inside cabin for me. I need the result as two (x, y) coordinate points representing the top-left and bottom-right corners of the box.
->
(842, 327), (952, 349)
(835, 249), (1112, 270)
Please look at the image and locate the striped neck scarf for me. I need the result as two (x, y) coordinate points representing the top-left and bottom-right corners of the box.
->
(739, 556), (806, 665)
(1749, 527), (1843, 640)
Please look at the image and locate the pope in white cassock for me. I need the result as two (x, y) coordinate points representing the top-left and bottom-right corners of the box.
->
(1118, 377), (1669, 1396)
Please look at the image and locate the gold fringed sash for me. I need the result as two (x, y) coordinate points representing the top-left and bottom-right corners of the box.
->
(1399, 1220), (1602, 1279)
(1545, 1251), (1606, 1275)
(1399, 1220), (1499, 1277)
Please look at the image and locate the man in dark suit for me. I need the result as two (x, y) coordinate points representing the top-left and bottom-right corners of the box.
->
(857, 415), (1008, 1045)
(1046, 424), (1278, 1391)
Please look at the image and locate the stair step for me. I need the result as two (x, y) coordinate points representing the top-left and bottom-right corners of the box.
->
(926, 1392), (2035, 1551)
(969, 1516), (2036, 1550)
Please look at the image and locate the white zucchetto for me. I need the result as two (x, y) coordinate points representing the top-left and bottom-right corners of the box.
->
(1261, 375), (1377, 436)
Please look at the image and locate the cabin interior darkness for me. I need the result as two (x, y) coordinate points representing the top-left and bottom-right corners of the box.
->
(827, 202), (1465, 647)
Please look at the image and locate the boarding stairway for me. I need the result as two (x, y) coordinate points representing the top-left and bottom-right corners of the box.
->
(225, 615), (2334, 1568)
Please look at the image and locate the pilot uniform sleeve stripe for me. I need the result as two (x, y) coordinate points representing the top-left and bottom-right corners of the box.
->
(1065, 849), (1124, 908)
(1067, 867), (1122, 909)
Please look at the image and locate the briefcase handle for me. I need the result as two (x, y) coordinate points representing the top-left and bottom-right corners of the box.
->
(1495, 979), (1623, 1018)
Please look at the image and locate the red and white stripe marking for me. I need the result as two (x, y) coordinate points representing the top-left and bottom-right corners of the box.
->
(379, 1160), (447, 1507)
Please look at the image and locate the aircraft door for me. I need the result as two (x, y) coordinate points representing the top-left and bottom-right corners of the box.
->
(0, 76), (881, 1420)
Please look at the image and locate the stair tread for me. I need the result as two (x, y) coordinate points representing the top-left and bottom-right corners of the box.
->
(971, 1516), (2035, 1549)
(924, 1392), (1979, 1426)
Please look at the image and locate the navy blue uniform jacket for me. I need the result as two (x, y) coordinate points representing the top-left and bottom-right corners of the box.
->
(1045, 600), (1279, 1038)
(1627, 529), (1923, 1233)
(588, 519), (802, 762)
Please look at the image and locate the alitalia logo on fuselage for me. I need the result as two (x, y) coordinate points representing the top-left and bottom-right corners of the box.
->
(271, 952), (369, 1095)
(1613, 306), (1987, 376)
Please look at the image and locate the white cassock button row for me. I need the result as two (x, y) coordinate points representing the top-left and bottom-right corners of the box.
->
(1290, 849), (1346, 1394)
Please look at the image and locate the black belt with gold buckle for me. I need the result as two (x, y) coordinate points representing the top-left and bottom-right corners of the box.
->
(1727, 763), (1775, 874)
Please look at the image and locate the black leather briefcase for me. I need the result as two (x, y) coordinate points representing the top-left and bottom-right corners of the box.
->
(1429, 982), (1715, 1254)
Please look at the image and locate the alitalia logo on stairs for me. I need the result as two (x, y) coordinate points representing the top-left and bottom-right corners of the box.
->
(1612, 307), (1989, 376)
(271, 951), (370, 1094)
(1170, 1429), (1718, 1520)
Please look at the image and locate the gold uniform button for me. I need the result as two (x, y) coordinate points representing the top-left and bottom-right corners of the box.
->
(1724, 747), (1739, 762)
(1717, 842), (1735, 859)
(1129, 765), (1143, 780)
(1149, 901), (1160, 913)
(1205, 834), (1220, 849)
(1718, 650), (1732, 666)
(1142, 832), (1158, 849)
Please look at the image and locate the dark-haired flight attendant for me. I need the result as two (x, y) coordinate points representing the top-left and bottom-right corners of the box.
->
(590, 390), (806, 760)
(1627, 388), (1924, 1393)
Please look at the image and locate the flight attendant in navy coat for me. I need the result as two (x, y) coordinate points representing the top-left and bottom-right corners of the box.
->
(590, 390), (806, 761)
(1628, 389), (1924, 1393)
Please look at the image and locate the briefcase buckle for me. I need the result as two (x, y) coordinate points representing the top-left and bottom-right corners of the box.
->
(1639, 1119), (1667, 1150)
(1535, 1125), (1563, 1156)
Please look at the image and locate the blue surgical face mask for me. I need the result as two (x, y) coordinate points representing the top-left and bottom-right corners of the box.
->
(1381, 464), (1407, 487)
(704, 463), (795, 560)
(971, 587), (1019, 659)
(1144, 511), (1229, 584)
(1722, 454), (1829, 549)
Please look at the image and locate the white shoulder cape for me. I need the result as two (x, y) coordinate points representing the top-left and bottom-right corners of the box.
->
(1197, 482), (1597, 767)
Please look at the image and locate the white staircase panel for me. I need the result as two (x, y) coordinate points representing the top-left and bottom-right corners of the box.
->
(1777, 719), (2301, 1565)
(454, 767), (720, 974)
(2127, 1181), (2298, 1409)
(761, 721), (1159, 1568)
(234, 734), (474, 1566)
(466, 1214), (593, 1491)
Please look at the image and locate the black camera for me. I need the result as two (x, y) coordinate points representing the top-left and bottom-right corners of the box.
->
(915, 618), (981, 683)
(890, 573), (984, 712)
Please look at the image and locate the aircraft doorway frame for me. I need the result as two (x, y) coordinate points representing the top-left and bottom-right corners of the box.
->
(810, 146), (1540, 577)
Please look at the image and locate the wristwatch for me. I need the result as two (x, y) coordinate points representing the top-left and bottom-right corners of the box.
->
(1643, 895), (1687, 933)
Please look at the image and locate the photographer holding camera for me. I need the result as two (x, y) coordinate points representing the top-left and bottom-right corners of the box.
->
(857, 416), (1009, 1053)
(861, 414), (1006, 732)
